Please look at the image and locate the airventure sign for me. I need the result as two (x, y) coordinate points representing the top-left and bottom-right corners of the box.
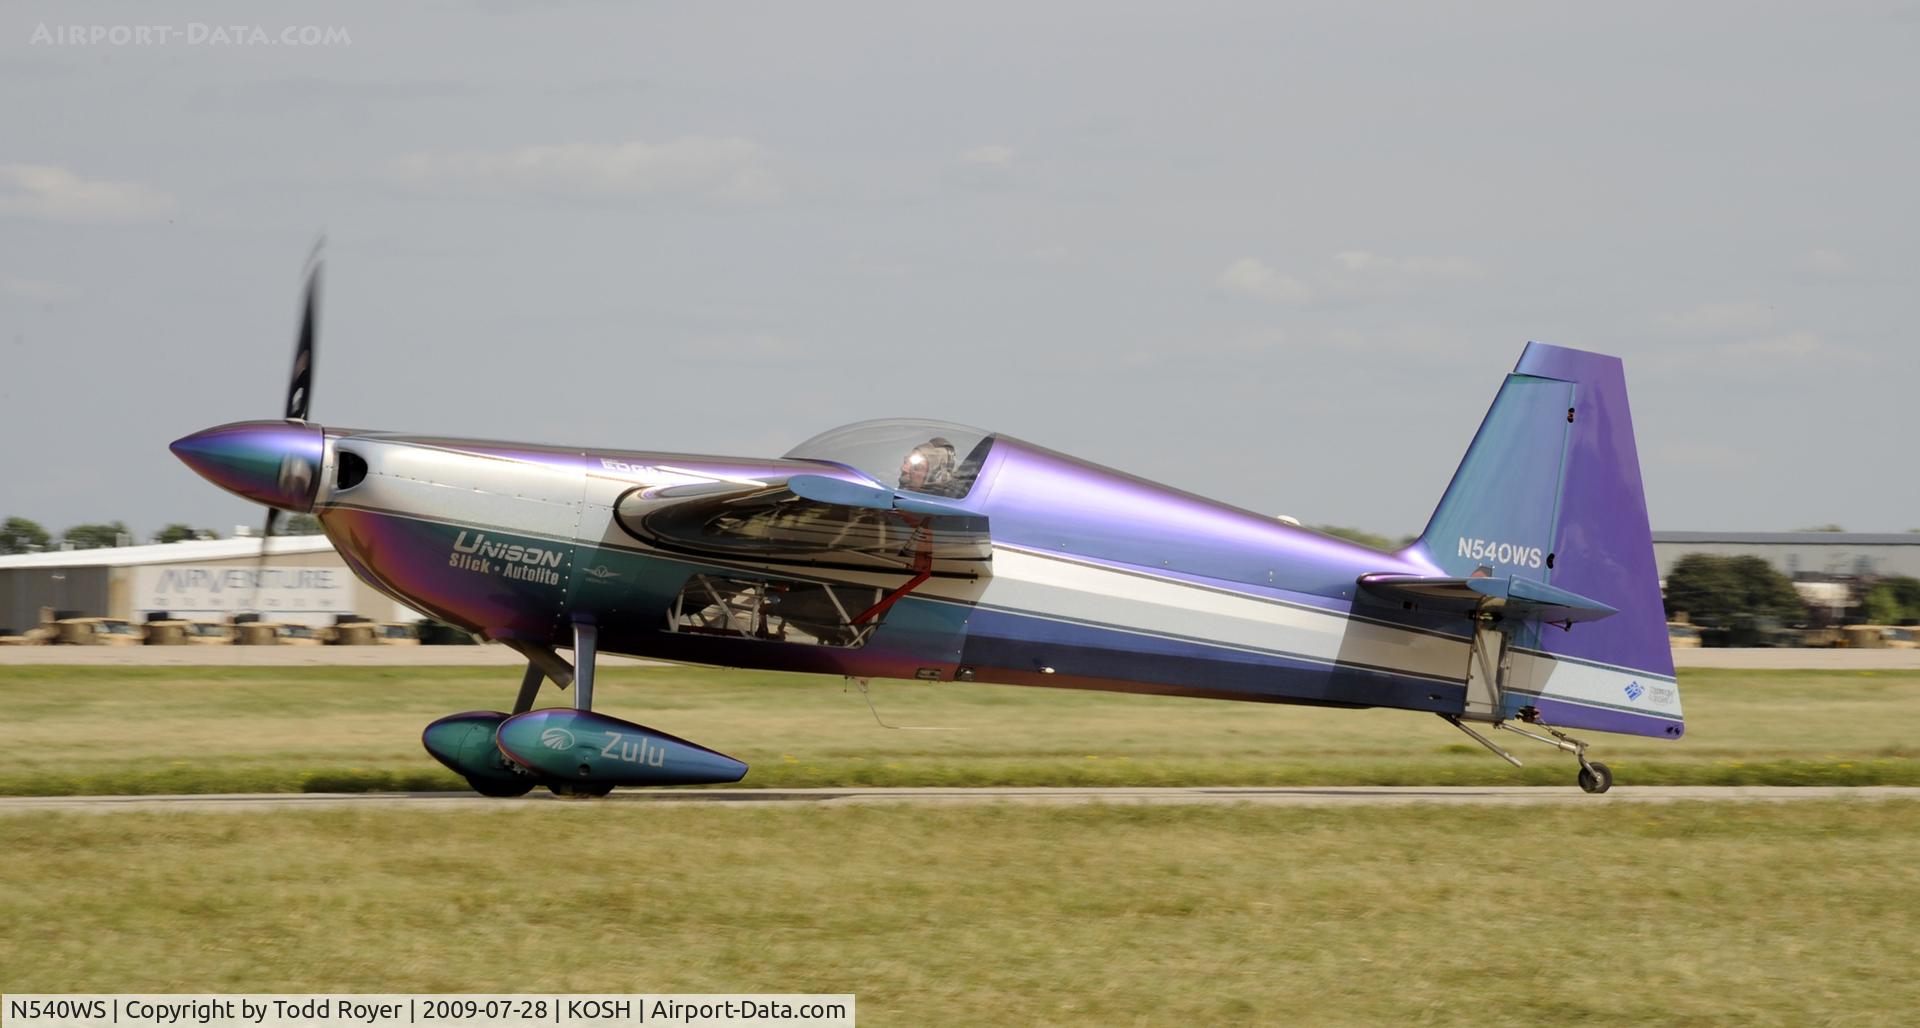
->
(132, 565), (349, 622)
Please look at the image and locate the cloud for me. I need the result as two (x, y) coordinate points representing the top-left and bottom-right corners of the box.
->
(1217, 329), (1290, 354)
(1331, 250), (1487, 281)
(687, 333), (802, 359)
(2, 277), (80, 302)
(1799, 248), (1855, 278)
(1656, 301), (1779, 337)
(670, 332), (815, 370)
(1218, 258), (1314, 303)
(1648, 328), (1857, 371)
(391, 137), (781, 202)
(962, 144), (1015, 167)
(1651, 301), (1858, 364)
(0, 164), (176, 223)
(1655, 441), (1747, 468)
(1220, 250), (1487, 304)
(1073, 327), (1293, 371)
(191, 77), (480, 115)
(1714, 330), (1841, 361)
(1312, 324), (1468, 357)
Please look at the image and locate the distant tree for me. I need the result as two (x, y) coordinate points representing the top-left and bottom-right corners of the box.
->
(1664, 553), (1807, 624)
(62, 521), (131, 550)
(1796, 524), (1847, 533)
(1862, 577), (1920, 624)
(282, 513), (324, 535)
(1863, 586), (1902, 625)
(153, 523), (215, 544)
(1, 516), (51, 554)
(1884, 576), (1920, 610)
(1312, 524), (1400, 552)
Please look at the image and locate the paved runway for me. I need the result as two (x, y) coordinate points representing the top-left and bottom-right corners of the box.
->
(2, 786), (1914, 814)
(0, 646), (667, 667)
(1671, 648), (1920, 670)
(3, 645), (1915, 669)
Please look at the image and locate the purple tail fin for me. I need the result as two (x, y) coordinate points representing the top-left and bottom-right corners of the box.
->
(1412, 342), (1680, 738)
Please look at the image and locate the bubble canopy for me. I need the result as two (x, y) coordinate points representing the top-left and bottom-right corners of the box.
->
(784, 418), (997, 499)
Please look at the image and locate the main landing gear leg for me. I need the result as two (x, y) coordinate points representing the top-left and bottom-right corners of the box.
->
(501, 638), (575, 707)
(545, 621), (611, 799)
(1439, 714), (1614, 794)
(495, 631), (609, 797)
(572, 621), (597, 713)
(511, 661), (544, 715)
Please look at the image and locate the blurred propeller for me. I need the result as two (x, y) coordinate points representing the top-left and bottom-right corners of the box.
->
(252, 243), (325, 614)
(286, 245), (320, 421)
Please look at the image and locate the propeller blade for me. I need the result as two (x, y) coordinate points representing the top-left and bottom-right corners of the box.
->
(286, 247), (321, 421)
(250, 508), (282, 615)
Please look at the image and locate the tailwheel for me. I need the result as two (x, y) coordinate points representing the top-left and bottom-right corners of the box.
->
(467, 775), (535, 798)
(1443, 713), (1617, 796)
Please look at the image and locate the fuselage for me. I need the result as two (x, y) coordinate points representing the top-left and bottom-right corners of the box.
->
(171, 415), (1684, 739)
(305, 423), (1476, 713)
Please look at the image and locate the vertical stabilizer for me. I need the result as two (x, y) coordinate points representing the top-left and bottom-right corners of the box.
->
(1410, 342), (1680, 738)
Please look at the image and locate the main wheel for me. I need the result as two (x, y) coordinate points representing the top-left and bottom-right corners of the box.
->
(1577, 761), (1613, 794)
(466, 775), (535, 798)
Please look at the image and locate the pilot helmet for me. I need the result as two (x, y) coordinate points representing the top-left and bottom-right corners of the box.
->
(901, 437), (957, 490)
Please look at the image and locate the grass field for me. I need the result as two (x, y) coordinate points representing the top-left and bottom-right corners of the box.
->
(2, 801), (1917, 1024)
(4, 667), (1916, 1024)
(0, 665), (1915, 793)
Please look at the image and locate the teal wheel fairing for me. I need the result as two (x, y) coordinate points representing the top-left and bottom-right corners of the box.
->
(421, 711), (532, 795)
(496, 709), (747, 788)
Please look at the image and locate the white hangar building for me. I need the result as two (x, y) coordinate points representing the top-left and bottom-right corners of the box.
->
(0, 536), (420, 634)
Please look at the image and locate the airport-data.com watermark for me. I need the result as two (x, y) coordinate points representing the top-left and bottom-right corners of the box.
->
(29, 23), (352, 47)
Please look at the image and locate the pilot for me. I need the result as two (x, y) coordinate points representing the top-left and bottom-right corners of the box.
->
(898, 437), (958, 494)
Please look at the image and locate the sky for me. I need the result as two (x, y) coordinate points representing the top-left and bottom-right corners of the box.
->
(3, 1), (1917, 542)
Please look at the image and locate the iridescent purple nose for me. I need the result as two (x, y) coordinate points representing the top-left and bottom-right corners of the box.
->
(170, 420), (325, 513)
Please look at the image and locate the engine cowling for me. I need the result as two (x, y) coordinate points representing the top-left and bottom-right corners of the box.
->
(495, 708), (748, 787)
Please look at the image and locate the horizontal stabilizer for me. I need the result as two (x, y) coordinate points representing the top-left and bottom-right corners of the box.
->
(1357, 573), (1618, 624)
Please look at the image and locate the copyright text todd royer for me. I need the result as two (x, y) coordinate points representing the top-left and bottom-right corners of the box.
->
(2, 995), (856, 1028)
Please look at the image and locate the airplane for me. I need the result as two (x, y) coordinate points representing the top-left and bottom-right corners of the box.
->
(171, 257), (1681, 798)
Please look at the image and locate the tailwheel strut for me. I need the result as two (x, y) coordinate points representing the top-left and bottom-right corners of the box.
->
(1512, 707), (1612, 793)
(1440, 714), (1614, 794)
